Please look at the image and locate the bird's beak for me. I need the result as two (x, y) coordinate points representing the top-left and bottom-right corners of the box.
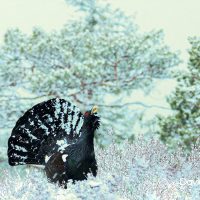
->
(91, 105), (98, 114)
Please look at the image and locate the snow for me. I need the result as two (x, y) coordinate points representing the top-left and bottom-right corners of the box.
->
(1, 137), (200, 199)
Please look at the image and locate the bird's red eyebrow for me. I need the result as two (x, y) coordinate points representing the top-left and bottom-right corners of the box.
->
(84, 112), (90, 117)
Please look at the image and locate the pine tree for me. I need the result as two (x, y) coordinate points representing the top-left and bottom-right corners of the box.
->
(158, 37), (200, 150)
(0, 0), (179, 148)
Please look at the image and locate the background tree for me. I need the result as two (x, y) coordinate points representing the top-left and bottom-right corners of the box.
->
(158, 37), (200, 150)
(0, 0), (179, 153)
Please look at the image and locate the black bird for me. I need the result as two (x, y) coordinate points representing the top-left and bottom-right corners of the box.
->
(7, 98), (100, 187)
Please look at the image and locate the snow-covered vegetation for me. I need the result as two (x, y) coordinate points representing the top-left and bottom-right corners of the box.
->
(1, 137), (200, 200)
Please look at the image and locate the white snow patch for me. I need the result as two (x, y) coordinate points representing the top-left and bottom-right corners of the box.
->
(30, 165), (45, 169)
(88, 180), (102, 188)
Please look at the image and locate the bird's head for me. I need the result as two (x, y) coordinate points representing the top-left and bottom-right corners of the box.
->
(83, 105), (100, 130)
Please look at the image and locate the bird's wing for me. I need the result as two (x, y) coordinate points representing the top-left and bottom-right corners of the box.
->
(45, 152), (68, 185)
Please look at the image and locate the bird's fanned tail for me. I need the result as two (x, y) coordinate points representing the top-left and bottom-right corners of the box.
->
(7, 98), (84, 166)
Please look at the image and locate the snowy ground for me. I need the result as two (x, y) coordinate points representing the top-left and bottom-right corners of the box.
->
(1, 137), (200, 200)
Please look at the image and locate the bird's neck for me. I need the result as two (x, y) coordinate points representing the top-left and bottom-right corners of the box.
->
(79, 124), (95, 146)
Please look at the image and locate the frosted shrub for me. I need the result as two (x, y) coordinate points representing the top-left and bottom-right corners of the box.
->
(1, 136), (200, 199)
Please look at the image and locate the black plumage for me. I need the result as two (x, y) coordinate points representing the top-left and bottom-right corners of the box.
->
(7, 98), (100, 187)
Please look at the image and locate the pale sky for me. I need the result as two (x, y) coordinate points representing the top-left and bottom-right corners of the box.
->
(0, 0), (200, 61)
(107, 0), (200, 60)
